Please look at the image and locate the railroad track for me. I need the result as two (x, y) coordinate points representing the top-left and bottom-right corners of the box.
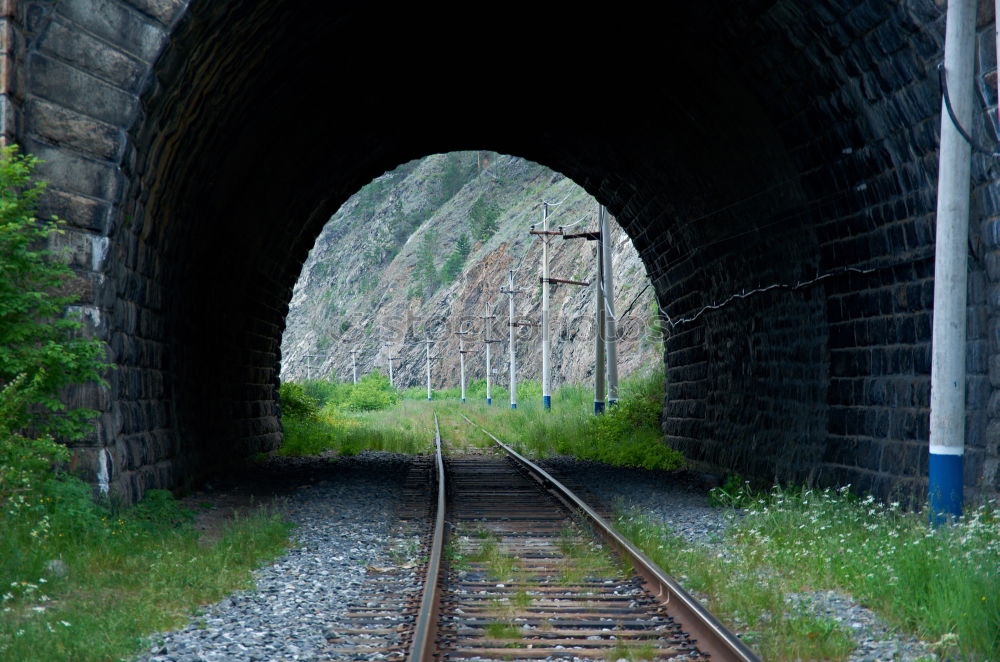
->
(326, 414), (760, 661)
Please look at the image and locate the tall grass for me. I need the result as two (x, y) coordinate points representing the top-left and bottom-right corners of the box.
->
(0, 483), (290, 661)
(281, 371), (681, 471)
(462, 371), (684, 470)
(618, 488), (1000, 661)
(278, 377), (432, 456)
(730, 487), (999, 660)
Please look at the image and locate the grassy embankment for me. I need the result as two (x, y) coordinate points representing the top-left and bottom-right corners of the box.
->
(0, 479), (290, 662)
(619, 484), (999, 661)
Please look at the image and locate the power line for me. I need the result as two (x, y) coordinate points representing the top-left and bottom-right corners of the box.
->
(652, 265), (879, 331)
(542, 193), (571, 206)
(619, 283), (652, 320)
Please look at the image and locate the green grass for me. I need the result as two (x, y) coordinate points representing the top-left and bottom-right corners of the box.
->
(0, 484), (291, 662)
(556, 528), (626, 585)
(484, 622), (521, 639)
(281, 371), (680, 471)
(606, 641), (657, 661)
(459, 371), (684, 471)
(616, 488), (1000, 661)
(469, 535), (518, 583)
(278, 399), (434, 456)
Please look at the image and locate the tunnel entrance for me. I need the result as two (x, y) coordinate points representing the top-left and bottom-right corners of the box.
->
(8, 1), (998, 502)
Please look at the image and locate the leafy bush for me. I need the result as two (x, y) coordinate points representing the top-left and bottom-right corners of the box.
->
(0, 145), (107, 440)
(278, 416), (335, 456)
(0, 144), (109, 589)
(459, 372), (684, 471)
(300, 378), (349, 409)
(346, 373), (399, 411)
(278, 382), (319, 420)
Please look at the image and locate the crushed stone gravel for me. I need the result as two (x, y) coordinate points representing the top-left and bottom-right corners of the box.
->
(132, 450), (939, 662)
(133, 451), (415, 662)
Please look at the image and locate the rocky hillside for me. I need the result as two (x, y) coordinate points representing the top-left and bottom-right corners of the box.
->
(280, 152), (661, 393)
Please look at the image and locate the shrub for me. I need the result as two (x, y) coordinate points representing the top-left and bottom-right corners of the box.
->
(300, 378), (350, 408)
(278, 382), (319, 420)
(0, 145), (108, 581)
(0, 145), (107, 440)
(347, 372), (399, 411)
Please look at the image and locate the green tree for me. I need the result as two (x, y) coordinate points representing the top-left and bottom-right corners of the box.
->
(0, 145), (106, 440)
(469, 195), (500, 241)
(441, 233), (471, 283)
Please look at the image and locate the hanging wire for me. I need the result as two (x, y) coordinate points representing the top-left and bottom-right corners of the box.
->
(938, 63), (1000, 156)
(557, 215), (591, 231)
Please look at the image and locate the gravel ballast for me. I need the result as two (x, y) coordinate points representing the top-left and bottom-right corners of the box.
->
(539, 456), (937, 662)
(135, 451), (416, 662)
(132, 450), (937, 662)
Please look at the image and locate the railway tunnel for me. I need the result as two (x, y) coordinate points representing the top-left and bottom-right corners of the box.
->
(3, 1), (999, 504)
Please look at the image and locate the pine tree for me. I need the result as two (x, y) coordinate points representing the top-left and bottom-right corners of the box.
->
(441, 234), (471, 283)
(470, 195), (500, 241)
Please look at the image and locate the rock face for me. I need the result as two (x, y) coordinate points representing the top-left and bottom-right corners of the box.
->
(280, 153), (661, 393)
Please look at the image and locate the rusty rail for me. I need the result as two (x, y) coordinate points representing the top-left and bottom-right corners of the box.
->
(406, 414), (446, 662)
(459, 414), (762, 662)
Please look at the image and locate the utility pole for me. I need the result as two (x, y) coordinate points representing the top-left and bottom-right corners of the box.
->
(456, 332), (473, 403)
(350, 348), (359, 384)
(929, 0), (976, 522)
(480, 302), (500, 406)
(595, 235), (606, 414)
(600, 205), (619, 407)
(424, 339), (434, 401)
(562, 224), (604, 414)
(387, 353), (400, 388)
(530, 204), (572, 409)
(541, 203), (551, 409)
(501, 270), (519, 409)
(459, 337), (466, 403)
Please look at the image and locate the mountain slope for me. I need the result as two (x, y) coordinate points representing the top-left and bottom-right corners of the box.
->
(280, 152), (661, 395)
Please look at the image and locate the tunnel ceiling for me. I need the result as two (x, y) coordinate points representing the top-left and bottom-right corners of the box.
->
(9, 0), (999, 502)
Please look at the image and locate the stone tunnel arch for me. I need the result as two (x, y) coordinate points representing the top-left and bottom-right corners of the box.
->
(2, 1), (998, 503)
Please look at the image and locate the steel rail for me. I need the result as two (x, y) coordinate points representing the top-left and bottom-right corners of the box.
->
(406, 415), (446, 662)
(460, 414), (762, 662)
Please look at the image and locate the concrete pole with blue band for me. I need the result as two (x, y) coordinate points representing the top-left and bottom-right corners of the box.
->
(929, 0), (976, 523)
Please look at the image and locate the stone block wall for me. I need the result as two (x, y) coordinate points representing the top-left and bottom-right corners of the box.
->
(1, 0), (996, 504)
